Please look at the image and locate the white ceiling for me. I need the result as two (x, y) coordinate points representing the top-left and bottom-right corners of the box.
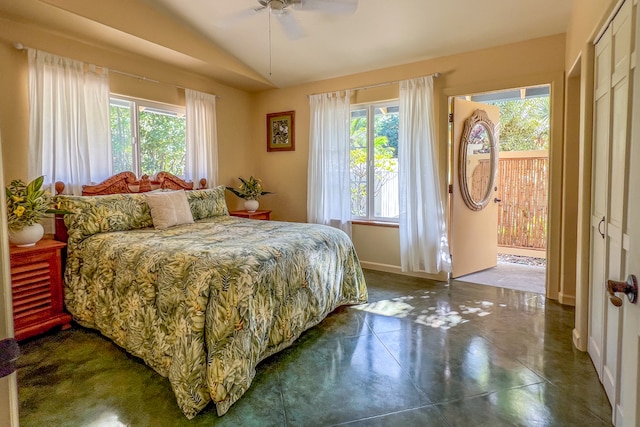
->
(0, 0), (574, 91)
(143, 0), (574, 88)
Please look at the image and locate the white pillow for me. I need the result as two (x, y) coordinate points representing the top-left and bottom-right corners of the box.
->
(145, 190), (194, 229)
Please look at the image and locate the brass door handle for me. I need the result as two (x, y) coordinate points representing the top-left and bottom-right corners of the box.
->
(607, 275), (638, 307)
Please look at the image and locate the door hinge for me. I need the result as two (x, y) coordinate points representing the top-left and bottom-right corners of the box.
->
(448, 184), (453, 194)
(0, 338), (19, 379)
(448, 113), (454, 123)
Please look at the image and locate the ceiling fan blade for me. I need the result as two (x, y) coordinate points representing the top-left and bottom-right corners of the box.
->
(215, 6), (266, 28)
(291, 0), (358, 15)
(275, 11), (305, 40)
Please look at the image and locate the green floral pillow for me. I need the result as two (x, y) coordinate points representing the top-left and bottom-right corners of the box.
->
(186, 186), (229, 220)
(56, 193), (153, 247)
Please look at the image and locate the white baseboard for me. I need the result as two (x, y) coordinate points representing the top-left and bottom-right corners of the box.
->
(359, 261), (448, 282)
(615, 404), (622, 426)
(558, 291), (576, 306)
(572, 328), (587, 351)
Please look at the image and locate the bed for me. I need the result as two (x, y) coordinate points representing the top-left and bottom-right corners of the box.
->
(53, 172), (368, 418)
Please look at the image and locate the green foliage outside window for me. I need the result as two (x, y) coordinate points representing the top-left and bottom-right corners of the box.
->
(375, 111), (399, 156)
(138, 110), (186, 176)
(110, 99), (186, 177)
(111, 102), (133, 173)
(491, 97), (549, 151)
(350, 106), (398, 218)
(350, 115), (368, 217)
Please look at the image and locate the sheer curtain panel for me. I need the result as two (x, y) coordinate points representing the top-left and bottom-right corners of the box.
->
(398, 76), (450, 273)
(185, 89), (218, 188)
(28, 49), (111, 195)
(307, 90), (352, 237)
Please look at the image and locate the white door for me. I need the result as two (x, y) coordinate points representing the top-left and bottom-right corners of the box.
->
(588, 7), (612, 380)
(588, 0), (636, 424)
(450, 98), (500, 278)
(616, 0), (640, 424)
(0, 133), (20, 426)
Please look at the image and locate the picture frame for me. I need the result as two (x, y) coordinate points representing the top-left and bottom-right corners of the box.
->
(267, 110), (295, 152)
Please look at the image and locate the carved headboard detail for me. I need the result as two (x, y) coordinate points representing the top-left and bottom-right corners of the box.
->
(54, 171), (206, 196)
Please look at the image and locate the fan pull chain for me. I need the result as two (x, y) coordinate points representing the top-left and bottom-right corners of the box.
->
(268, 7), (272, 76)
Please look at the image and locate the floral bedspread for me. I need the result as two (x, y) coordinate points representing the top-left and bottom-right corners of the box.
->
(63, 215), (368, 418)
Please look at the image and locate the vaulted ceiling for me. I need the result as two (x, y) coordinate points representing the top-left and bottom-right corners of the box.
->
(0, 0), (573, 91)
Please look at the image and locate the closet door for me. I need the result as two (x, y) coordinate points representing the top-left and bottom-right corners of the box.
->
(588, 0), (635, 423)
(588, 10), (612, 381)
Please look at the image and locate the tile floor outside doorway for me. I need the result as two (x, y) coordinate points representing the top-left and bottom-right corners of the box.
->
(456, 254), (547, 295)
(17, 268), (610, 426)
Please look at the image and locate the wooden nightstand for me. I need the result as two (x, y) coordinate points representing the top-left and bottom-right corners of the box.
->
(229, 210), (272, 220)
(9, 239), (71, 341)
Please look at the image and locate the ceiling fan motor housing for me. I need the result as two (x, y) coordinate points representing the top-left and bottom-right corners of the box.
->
(257, 0), (356, 15)
(259, 0), (288, 12)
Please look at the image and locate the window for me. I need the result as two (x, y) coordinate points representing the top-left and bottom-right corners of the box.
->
(110, 97), (186, 177)
(350, 102), (399, 221)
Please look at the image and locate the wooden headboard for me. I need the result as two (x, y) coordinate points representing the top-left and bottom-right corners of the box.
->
(55, 171), (206, 196)
(54, 171), (206, 242)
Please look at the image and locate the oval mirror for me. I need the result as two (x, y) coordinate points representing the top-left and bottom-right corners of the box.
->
(459, 109), (498, 211)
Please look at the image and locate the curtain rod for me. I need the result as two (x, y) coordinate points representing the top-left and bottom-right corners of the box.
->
(307, 72), (440, 98)
(13, 42), (218, 98)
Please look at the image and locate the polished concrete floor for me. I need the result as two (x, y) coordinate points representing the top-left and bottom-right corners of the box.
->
(17, 269), (612, 426)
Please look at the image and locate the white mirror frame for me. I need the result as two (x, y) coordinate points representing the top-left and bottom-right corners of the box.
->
(458, 109), (498, 211)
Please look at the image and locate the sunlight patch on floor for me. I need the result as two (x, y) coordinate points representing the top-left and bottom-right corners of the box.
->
(355, 291), (499, 330)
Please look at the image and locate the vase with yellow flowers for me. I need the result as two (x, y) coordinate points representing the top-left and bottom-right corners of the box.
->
(226, 176), (272, 212)
(6, 176), (66, 247)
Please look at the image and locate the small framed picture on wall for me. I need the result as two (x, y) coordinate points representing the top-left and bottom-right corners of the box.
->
(267, 110), (295, 152)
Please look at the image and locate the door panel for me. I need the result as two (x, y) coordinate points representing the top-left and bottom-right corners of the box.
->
(588, 0), (634, 423)
(450, 98), (500, 278)
(604, 0), (633, 412)
(589, 28), (611, 372)
(618, 0), (640, 424)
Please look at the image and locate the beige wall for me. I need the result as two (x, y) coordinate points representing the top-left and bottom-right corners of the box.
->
(566, 0), (618, 70)
(0, 17), (255, 206)
(555, 0), (619, 309)
(564, 0), (620, 347)
(252, 34), (566, 284)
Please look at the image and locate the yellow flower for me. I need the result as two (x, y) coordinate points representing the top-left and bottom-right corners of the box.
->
(6, 175), (70, 231)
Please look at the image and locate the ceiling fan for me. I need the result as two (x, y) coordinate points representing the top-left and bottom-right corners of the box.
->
(217, 0), (359, 40)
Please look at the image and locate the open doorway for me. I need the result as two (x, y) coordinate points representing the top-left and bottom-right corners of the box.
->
(454, 85), (549, 294)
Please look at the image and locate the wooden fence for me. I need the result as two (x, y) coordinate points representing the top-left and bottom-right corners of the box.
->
(497, 151), (548, 253)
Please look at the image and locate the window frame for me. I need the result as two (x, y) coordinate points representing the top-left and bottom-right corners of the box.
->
(350, 100), (400, 223)
(109, 95), (186, 177)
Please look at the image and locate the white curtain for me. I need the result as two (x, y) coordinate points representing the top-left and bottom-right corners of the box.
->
(28, 49), (111, 195)
(398, 76), (451, 273)
(307, 90), (352, 237)
(185, 89), (218, 188)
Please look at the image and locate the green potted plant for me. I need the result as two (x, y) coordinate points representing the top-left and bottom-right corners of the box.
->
(226, 176), (272, 212)
(5, 176), (67, 247)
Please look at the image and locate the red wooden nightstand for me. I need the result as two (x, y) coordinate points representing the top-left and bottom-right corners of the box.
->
(9, 239), (72, 341)
(229, 210), (271, 220)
